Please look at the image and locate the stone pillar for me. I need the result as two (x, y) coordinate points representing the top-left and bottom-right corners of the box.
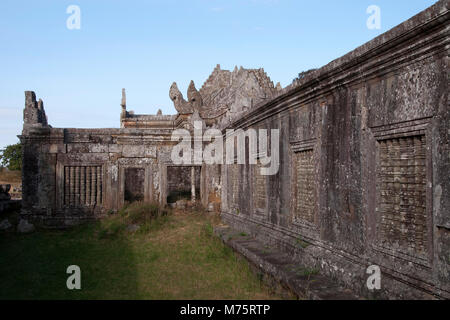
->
(96, 166), (102, 205)
(69, 167), (75, 206)
(74, 166), (80, 206)
(86, 167), (91, 205)
(191, 166), (196, 202)
(121, 89), (127, 119)
(64, 167), (70, 206)
(80, 167), (86, 205)
(91, 168), (97, 205)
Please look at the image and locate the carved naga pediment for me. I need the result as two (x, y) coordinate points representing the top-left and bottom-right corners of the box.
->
(170, 65), (280, 124)
(169, 82), (193, 115)
(187, 81), (203, 111)
(170, 80), (229, 120)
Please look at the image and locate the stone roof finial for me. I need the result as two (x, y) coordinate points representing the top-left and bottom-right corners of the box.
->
(23, 91), (49, 129)
(170, 82), (193, 114)
(121, 88), (126, 109)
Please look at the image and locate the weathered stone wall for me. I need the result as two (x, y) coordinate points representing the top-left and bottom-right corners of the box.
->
(221, 0), (449, 299)
(167, 166), (200, 194)
(201, 164), (222, 212)
(19, 125), (177, 227)
(18, 64), (278, 226)
(18, 0), (448, 299)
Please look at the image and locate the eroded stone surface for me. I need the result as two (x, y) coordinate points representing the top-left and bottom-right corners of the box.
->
(18, 0), (449, 299)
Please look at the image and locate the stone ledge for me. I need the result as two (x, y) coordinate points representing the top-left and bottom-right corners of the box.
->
(215, 225), (361, 300)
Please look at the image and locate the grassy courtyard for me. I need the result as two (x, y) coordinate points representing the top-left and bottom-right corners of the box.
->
(0, 204), (278, 300)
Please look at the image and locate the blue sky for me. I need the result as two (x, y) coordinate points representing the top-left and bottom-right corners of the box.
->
(0, 0), (437, 149)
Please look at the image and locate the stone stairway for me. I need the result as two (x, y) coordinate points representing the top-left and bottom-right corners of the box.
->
(215, 225), (361, 300)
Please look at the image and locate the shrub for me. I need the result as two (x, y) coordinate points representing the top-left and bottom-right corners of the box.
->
(98, 216), (126, 239)
(120, 202), (170, 225)
(0, 143), (22, 171)
(98, 202), (172, 238)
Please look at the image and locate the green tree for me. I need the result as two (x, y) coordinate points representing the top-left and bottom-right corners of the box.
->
(0, 143), (22, 171)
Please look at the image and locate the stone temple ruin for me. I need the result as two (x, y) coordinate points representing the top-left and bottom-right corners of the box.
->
(19, 1), (449, 299)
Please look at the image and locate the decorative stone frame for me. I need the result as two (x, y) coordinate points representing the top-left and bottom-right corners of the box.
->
(369, 117), (434, 267)
(226, 163), (240, 215)
(290, 138), (319, 233)
(117, 158), (154, 209)
(250, 154), (269, 221)
(56, 160), (106, 211)
(163, 163), (203, 205)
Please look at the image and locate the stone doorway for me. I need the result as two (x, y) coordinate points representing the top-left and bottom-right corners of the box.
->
(166, 166), (201, 204)
(124, 167), (145, 203)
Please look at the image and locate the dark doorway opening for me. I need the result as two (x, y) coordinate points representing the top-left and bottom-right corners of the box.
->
(166, 166), (200, 204)
(124, 168), (145, 203)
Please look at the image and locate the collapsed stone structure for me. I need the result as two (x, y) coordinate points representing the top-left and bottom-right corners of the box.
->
(19, 1), (449, 299)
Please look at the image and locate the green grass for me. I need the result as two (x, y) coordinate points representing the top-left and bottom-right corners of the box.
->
(0, 205), (279, 300)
